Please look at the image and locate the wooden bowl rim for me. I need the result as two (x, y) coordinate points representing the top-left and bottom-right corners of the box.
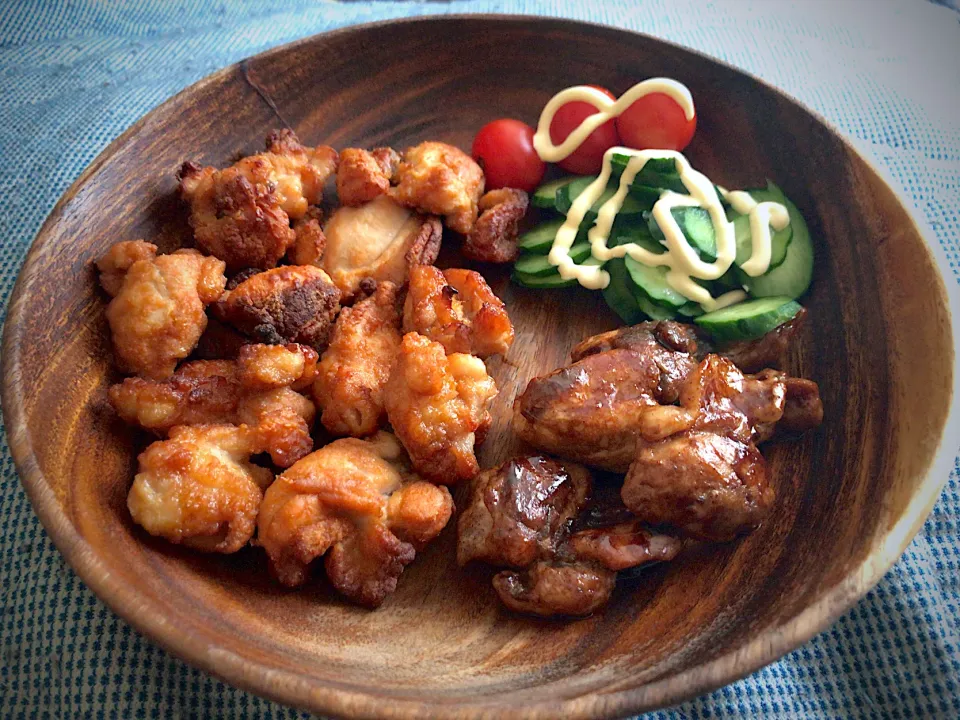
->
(2, 14), (958, 720)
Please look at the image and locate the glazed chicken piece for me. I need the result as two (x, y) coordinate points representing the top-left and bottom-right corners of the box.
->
(322, 195), (442, 298)
(384, 332), (497, 485)
(403, 265), (514, 358)
(390, 141), (484, 234)
(256, 432), (454, 607)
(128, 424), (274, 553)
(463, 188), (529, 264)
(336, 147), (400, 206)
(312, 281), (403, 437)
(179, 130), (338, 271)
(288, 207), (326, 267)
(108, 343), (318, 468)
(213, 265), (341, 351)
(97, 243), (226, 380)
(457, 455), (682, 617)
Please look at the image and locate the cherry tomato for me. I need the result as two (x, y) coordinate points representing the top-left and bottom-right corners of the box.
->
(615, 92), (697, 152)
(471, 118), (546, 192)
(549, 85), (619, 175)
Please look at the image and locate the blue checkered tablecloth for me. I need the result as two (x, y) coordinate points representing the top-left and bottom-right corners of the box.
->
(2, 1), (959, 718)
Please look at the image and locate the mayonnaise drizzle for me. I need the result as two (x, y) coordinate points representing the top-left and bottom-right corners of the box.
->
(532, 79), (791, 312)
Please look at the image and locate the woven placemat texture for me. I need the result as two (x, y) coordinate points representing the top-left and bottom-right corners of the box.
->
(1, 1), (959, 717)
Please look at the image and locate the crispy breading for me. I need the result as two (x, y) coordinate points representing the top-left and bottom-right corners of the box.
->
(463, 188), (528, 263)
(256, 432), (453, 606)
(384, 332), (497, 485)
(390, 141), (484, 234)
(289, 206), (326, 266)
(98, 245), (226, 380)
(96, 240), (158, 297)
(337, 148), (393, 206)
(402, 265), (514, 357)
(128, 424), (274, 553)
(108, 343), (318, 468)
(312, 281), (402, 437)
(321, 195), (441, 297)
(179, 130), (338, 271)
(213, 265), (341, 351)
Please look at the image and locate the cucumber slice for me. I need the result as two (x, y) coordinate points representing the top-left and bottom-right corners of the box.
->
(633, 291), (677, 321)
(610, 224), (661, 252)
(741, 195), (813, 299)
(602, 258), (645, 324)
(531, 176), (577, 209)
(730, 187), (793, 270)
(511, 256), (603, 289)
(514, 242), (591, 277)
(518, 218), (564, 254)
(555, 177), (645, 218)
(624, 255), (686, 309)
(676, 301), (704, 318)
(648, 206), (717, 261)
(695, 297), (802, 343)
(611, 152), (686, 193)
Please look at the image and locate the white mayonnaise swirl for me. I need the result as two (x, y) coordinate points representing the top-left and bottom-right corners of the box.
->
(532, 79), (790, 311)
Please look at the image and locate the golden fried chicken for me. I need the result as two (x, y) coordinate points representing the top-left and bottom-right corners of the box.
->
(402, 265), (514, 358)
(321, 195), (441, 297)
(179, 130), (337, 271)
(256, 432), (453, 606)
(458, 454), (681, 617)
(463, 188), (528, 264)
(336, 147), (400, 206)
(108, 343), (318, 468)
(312, 281), (402, 437)
(128, 424), (274, 553)
(288, 207), (326, 267)
(213, 265), (341, 351)
(98, 244), (226, 380)
(384, 333), (497, 485)
(390, 141), (484, 234)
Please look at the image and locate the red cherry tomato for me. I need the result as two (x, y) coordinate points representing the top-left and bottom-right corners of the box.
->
(471, 118), (546, 192)
(615, 92), (697, 152)
(549, 85), (619, 175)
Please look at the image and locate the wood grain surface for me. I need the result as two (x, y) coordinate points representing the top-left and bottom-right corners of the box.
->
(2, 16), (956, 720)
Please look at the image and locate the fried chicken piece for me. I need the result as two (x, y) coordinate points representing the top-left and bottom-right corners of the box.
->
(384, 333), (497, 485)
(322, 195), (442, 298)
(780, 376), (824, 432)
(256, 432), (453, 606)
(312, 281), (402, 437)
(128, 424), (273, 553)
(493, 561), (616, 618)
(213, 265), (341, 351)
(179, 130), (338, 271)
(193, 316), (250, 360)
(390, 141), (484, 234)
(566, 519), (683, 571)
(337, 148), (398, 206)
(463, 188), (528, 264)
(98, 245), (226, 380)
(715, 308), (807, 373)
(96, 240), (158, 297)
(457, 456), (591, 567)
(108, 343), (318, 468)
(403, 265), (514, 358)
(289, 207), (326, 266)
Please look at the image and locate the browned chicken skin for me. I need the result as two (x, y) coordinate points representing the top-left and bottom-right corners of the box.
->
(384, 332), (498, 485)
(463, 188), (529, 264)
(403, 265), (514, 358)
(108, 343), (318, 468)
(97, 243), (227, 380)
(390, 141), (484, 234)
(213, 265), (341, 351)
(457, 455), (682, 617)
(336, 147), (399, 206)
(256, 432), (453, 607)
(313, 281), (403, 437)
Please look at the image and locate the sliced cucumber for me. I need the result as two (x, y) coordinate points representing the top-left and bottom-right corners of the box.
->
(609, 224), (661, 252)
(695, 297), (802, 343)
(518, 218), (564, 254)
(633, 291), (677, 321)
(624, 255), (686, 309)
(610, 152), (686, 193)
(555, 177), (645, 219)
(511, 256), (603, 289)
(676, 301), (704, 318)
(730, 186), (793, 270)
(531, 176), (577, 209)
(648, 206), (717, 261)
(602, 258), (645, 324)
(514, 242), (591, 277)
(741, 194), (813, 299)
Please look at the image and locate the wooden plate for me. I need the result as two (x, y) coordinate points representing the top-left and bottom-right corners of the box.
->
(2, 16), (958, 720)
